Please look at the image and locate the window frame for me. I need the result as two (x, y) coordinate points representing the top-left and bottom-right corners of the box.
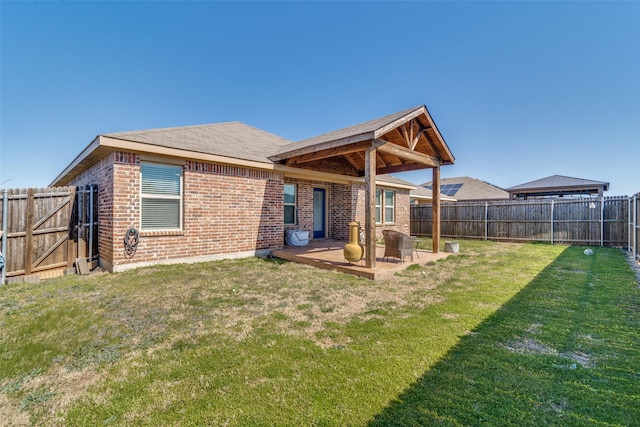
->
(140, 162), (184, 231)
(384, 189), (395, 224)
(375, 188), (395, 225)
(283, 183), (297, 225)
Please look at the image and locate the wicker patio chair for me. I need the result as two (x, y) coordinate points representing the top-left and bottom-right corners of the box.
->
(382, 230), (416, 263)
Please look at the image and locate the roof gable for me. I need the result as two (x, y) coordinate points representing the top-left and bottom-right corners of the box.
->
(269, 105), (455, 177)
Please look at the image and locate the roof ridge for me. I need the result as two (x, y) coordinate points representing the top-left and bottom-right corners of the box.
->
(104, 121), (243, 137)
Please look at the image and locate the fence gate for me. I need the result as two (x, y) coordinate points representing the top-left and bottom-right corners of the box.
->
(1, 185), (98, 284)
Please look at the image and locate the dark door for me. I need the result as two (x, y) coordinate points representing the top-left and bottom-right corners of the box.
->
(313, 188), (326, 239)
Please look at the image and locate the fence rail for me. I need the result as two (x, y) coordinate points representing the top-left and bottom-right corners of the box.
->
(1, 185), (98, 284)
(411, 196), (634, 249)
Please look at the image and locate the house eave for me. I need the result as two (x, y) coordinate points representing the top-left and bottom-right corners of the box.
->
(51, 136), (279, 187)
(269, 132), (375, 162)
(50, 136), (102, 187)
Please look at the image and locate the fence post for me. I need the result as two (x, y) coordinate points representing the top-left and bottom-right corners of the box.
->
(24, 188), (35, 276)
(88, 185), (94, 261)
(484, 202), (488, 241)
(1, 189), (7, 285)
(550, 199), (554, 245)
(67, 186), (77, 270)
(631, 193), (640, 259)
(600, 196), (605, 247)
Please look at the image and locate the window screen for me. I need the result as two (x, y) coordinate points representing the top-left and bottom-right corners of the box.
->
(141, 163), (182, 230)
(284, 183), (296, 225)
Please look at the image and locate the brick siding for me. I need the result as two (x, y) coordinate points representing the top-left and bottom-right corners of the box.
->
(69, 151), (411, 271)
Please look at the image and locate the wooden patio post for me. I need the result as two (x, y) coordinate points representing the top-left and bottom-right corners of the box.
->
(432, 166), (441, 253)
(364, 145), (377, 268)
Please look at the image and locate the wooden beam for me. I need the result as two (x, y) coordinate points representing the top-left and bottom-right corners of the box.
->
(374, 107), (425, 137)
(374, 139), (440, 168)
(421, 129), (439, 156)
(293, 161), (360, 177)
(375, 152), (387, 168)
(400, 123), (411, 149)
(284, 140), (374, 165)
(376, 163), (433, 175)
(432, 167), (441, 253)
(397, 120), (428, 151)
(343, 153), (362, 170)
(410, 121), (429, 151)
(364, 146), (377, 269)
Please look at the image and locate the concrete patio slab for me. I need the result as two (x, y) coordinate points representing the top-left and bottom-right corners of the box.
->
(270, 239), (452, 280)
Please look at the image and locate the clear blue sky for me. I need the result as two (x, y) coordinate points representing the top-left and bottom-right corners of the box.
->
(1, 1), (638, 195)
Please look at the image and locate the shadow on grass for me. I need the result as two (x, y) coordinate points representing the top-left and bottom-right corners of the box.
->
(369, 246), (640, 426)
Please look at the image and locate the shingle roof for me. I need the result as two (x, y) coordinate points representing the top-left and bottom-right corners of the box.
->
(410, 185), (457, 202)
(419, 176), (509, 201)
(271, 106), (423, 157)
(506, 175), (609, 192)
(105, 122), (293, 164)
(376, 174), (416, 187)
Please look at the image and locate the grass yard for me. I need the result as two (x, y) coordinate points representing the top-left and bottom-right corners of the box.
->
(0, 240), (638, 426)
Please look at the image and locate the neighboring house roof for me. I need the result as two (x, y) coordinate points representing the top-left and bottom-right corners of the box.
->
(410, 185), (457, 202)
(419, 176), (509, 201)
(506, 175), (609, 198)
(104, 122), (292, 164)
(376, 174), (418, 189)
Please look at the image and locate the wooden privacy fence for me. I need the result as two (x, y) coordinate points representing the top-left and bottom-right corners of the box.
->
(411, 196), (634, 248)
(0, 185), (98, 284)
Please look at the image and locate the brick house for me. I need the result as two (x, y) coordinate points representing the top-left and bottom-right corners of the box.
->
(51, 106), (454, 272)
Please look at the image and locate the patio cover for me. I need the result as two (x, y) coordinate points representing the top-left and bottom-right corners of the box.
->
(270, 105), (455, 268)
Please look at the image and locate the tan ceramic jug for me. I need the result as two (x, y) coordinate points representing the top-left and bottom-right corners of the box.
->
(344, 221), (364, 263)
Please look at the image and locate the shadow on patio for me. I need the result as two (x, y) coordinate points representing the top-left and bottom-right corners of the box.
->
(271, 239), (452, 280)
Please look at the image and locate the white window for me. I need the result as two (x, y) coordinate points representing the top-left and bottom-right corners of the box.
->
(384, 189), (395, 224)
(284, 183), (297, 225)
(375, 189), (395, 224)
(141, 163), (183, 230)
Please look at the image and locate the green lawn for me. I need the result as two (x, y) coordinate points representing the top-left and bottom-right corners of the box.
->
(1, 240), (638, 426)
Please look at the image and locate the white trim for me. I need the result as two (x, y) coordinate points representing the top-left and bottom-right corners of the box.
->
(375, 188), (395, 225)
(284, 183), (297, 226)
(140, 162), (184, 231)
(102, 136), (273, 170)
(52, 133), (420, 191)
(49, 136), (101, 186)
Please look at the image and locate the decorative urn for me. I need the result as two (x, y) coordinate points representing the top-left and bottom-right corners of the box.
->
(344, 221), (364, 263)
